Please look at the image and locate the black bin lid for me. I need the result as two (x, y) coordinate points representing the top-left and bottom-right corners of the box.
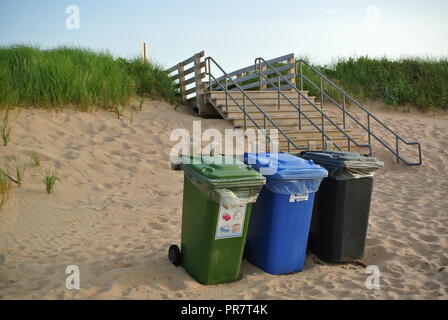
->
(300, 151), (384, 171)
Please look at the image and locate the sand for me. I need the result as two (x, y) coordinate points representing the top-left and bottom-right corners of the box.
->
(0, 100), (447, 300)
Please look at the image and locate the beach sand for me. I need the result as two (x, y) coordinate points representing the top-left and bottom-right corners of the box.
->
(0, 100), (447, 299)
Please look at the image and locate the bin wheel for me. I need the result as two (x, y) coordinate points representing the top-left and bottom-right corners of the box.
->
(168, 245), (182, 266)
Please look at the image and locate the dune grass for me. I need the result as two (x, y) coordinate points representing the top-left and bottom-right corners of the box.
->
(42, 169), (58, 194)
(0, 169), (12, 209)
(0, 108), (11, 146)
(30, 152), (41, 166)
(298, 56), (448, 111)
(0, 45), (177, 111)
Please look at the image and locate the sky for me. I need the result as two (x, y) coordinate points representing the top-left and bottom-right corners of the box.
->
(1, 0), (447, 71)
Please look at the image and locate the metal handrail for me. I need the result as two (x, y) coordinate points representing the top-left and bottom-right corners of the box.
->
(254, 57), (372, 154)
(297, 59), (422, 166)
(205, 57), (302, 153)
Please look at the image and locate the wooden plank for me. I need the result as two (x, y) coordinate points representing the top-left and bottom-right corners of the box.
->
(184, 72), (205, 86)
(231, 73), (296, 91)
(183, 61), (205, 78)
(215, 53), (294, 82)
(185, 87), (197, 96)
(166, 51), (205, 74)
(215, 63), (294, 89)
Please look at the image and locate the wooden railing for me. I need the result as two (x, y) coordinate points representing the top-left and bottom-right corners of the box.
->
(212, 53), (296, 91)
(166, 51), (206, 112)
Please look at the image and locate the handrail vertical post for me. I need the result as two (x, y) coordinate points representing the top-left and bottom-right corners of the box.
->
(320, 76), (325, 149)
(396, 136), (400, 163)
(322, 113), (325, 150)
(320, 76), (324, 109)
(264, 116), (268, 152)
(243, 94), (247, 131)
(298, 90), (302, 130)
(207, 59), (212, 92)
(278, 77), (281, 110)
(225, 78), (228, 114)
(299, 61), (303, 91)
(342, 94), (346, 129)
(367, 114), (371, 146)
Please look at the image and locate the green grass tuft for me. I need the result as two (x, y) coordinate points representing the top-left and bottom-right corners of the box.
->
(0, 169), (12, 209)
(0, 108), (11, 146)
(15, 166), (25, 188)
(31, 151), (41, 166)
(42, 169), (58, 194)
(0, 45), (177, 110)
(298, 56), (448, 111)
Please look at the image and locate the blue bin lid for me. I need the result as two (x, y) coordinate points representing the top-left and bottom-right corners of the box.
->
(244, 153), (328, 180)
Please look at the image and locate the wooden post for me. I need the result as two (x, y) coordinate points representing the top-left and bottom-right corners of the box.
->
(140, 42), (149, 63)
(288, 56), (296, 90)
(194, 53), (205, 114)
(178, 63), (186, 103)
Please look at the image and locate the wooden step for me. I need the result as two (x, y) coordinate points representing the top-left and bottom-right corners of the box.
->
(214, 101), (322, 110)
(278, 144), (371, 154)
(212, 97), (318, 107)
(208, 90), (309, 99)
(232, 115), (339, 128)
(225, 108), (328, 119)
(276, 136), (363, 147)
(245, 128), (356, 140)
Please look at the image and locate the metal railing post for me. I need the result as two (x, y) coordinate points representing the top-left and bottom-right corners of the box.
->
(342, 95), (346, 129)
(396, 136), (400, 163)
(299, 61), (303, 91)
(278, 77), (281, 110)
(243, 94), (247, 131)
(320, 76), (324, 109)
(321, 114), (325, 150)
(367, 114), (371, 146)
(225, 78), (228, 114)
(298, 90), (302, 130)
(207, 59), (212, 92)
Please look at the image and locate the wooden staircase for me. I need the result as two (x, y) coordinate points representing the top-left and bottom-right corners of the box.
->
(205, 90), (368, 153)
(166, 52), (422, 165)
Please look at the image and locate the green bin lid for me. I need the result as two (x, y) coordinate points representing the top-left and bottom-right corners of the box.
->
(181, 156), (266, 189)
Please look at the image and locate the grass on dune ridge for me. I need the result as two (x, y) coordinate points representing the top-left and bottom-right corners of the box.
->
(298, 56), (448, 111)
(0, 45), (177, 110)
(0, 45), (446, 112)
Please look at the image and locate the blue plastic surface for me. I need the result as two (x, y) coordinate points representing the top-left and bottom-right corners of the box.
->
(244, 153), (327, 275)
(245, 188), (315, 274)
(244, 153), (328, 195)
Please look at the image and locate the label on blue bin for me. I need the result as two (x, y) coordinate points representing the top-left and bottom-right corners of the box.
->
(289, 193), (309, 203)
(215, 191), (248, 240)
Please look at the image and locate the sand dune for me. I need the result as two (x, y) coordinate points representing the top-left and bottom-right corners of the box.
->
(0, 100), (446, 299)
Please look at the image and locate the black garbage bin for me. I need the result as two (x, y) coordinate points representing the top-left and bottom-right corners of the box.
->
(300, 151), (384, 262)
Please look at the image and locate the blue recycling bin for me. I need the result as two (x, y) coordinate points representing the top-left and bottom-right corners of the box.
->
(243, 153), (328, 274)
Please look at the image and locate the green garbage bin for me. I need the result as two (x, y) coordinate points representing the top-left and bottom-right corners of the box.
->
(169, 156), (265, 285)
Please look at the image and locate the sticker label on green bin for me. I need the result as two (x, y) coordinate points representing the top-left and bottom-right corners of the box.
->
(215, 191), (248, 240)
